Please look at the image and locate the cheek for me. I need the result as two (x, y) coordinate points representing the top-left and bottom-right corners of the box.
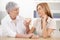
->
(38, 10), (45, 16)
(13, 11), (18, 16)
(15, 11), (19, 15)
(10, 13), (15, 17)
(9, 12), (16, 18)
(38, 13), (42, 17)
(37, 10), (42, 16)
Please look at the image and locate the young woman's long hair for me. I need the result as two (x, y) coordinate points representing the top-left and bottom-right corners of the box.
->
(37, 3), (53, 18)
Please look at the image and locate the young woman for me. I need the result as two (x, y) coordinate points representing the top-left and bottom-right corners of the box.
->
(29, 3), (56, 38)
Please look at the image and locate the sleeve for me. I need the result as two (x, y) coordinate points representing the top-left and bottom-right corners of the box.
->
(47, 19), (56, 30)
(5, 27), (16, 37)
(0, 26), (3, 36)
(1, 20), (16, 37)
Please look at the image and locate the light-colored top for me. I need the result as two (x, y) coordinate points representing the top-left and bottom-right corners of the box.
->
(31, 17), (56, 36)
(1, 15), (26, 37)
(0, 26), (3, 36)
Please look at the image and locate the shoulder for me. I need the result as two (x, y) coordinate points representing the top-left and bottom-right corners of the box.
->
(1, 15), (9, 24)
(47, 17), (56, 29)
(47, 17), (56, 23)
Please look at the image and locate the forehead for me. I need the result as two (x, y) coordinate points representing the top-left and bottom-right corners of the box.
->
(12, 6), (19, 10)
(9, 7), (19, 12)
(37, 5), (42, 9)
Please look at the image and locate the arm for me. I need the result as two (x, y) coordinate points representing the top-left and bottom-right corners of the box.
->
(15, 34), (33, 38)
(42, 18), (54, 38)
(28, 27), (35, 33)
(16, 34), (27, 38)
(42, 27), (54, 38)
(42, 20), (48, 38)
(26, 26), (30, 33)
(24, 18), (31, 33)
(47, 28), (54, 37)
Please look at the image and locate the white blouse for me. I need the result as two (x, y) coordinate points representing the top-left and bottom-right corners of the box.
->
(31, 17), (56, 36)
(1, 15), (26, 37)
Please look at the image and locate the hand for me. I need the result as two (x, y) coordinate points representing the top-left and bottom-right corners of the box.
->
(31, 35), (40, 39)
(26, 33), (33, 38)
(24, 18), (31, 27)
(41, 15), (48, 28)
(42, 15), (48, 21)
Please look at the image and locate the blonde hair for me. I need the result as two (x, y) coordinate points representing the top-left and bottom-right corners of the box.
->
(37, 3), (53, 18)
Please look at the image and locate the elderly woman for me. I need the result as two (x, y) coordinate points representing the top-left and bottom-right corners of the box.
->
(29, 3), (56, 38)
(1, 2), (34, 38)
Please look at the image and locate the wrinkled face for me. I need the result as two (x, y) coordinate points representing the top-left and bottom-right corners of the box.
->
(8, 6), (19, 20)
(37, 5), (45, 17)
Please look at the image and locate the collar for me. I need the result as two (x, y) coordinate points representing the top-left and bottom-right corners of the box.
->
(38, 17), (52, 22)
(7, 15), (20, 23)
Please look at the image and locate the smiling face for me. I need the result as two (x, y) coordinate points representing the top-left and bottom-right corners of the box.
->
(8, 6), (19, 20)
(37, 5), (46, 18)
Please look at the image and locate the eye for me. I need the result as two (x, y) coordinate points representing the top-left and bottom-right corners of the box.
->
(14, 8), (19, 11)
(37, 8), (41, 11)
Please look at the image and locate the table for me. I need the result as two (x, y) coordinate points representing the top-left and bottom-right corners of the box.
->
(0, 37), (60, 40)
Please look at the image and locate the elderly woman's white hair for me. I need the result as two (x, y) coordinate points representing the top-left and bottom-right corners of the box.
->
(6, 2), (19, 12)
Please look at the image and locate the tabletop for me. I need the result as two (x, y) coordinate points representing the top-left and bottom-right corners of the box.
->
(0, 37), (60, 40)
